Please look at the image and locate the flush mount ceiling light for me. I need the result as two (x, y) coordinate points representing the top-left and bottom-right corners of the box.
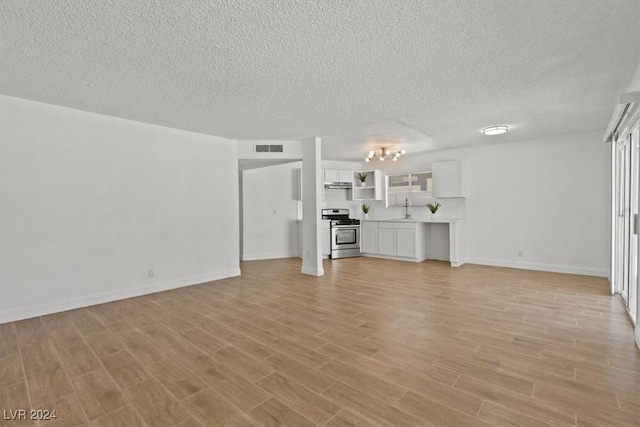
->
(482, 125), (509, 135)
(365, 147), (406, 162)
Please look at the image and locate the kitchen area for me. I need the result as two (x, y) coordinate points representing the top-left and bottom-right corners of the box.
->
(289, 163), (467, 267)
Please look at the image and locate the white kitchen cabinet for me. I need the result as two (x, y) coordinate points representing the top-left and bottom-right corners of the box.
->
(378, 228), (396, 256)
(361, 219), (464, 266)
(432, 161), (464, 198)
(322, 221), (331, 257)
(339, 170), (354, 183)
(363, 221), (429, 262)
(352, 170), (384, 200)
(361, 222), (379, 254)
(324, 169), (354, 183)
(396, 229), (416, 258)
(324, 169), (339, 183)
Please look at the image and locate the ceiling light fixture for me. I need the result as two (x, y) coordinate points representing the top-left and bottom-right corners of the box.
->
(482, 125), (509, 135)
(365, 147), (406, 162)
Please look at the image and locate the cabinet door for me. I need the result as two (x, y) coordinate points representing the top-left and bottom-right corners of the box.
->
(396, 229), (416, 258)
(339, 170), (354, 183)
(361, 227), (379, 254)
(378, 228), (396, 256)
(322, 226), (331, 256)
(324, 169), (339, 183)
(432, 161), (463, 197)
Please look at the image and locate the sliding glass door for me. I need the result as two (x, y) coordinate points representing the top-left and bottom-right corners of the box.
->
(614, 118), (639, 323)
(630, 123), (639, 322)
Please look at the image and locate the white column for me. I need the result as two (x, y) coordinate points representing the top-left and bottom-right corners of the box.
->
(301, 137), (324, 276)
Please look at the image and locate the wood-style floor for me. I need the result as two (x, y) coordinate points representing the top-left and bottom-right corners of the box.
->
(1, 258), (639, 426)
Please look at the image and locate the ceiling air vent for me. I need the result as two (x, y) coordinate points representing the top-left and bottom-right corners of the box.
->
(253, 144), (284, 153)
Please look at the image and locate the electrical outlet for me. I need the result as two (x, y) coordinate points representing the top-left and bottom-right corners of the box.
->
(148, 268), (154, 278)
(517, 250), (523, 258)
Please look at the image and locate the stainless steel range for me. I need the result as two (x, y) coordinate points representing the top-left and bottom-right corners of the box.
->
(321, 209), (361, 259)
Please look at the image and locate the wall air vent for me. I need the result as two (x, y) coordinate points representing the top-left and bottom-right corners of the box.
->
(253, 144), (284, 153)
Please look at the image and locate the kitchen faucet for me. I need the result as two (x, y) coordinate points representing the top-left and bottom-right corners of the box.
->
(405, 198), (410, 219)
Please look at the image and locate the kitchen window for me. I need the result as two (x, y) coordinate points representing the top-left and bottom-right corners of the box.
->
(387, 172), (432, 207)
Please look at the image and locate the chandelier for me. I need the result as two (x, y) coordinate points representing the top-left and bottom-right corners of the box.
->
(365, 147), (406, 162)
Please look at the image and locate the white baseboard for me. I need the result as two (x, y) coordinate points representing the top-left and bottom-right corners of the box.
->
(464, 257), (608, 277)
(0, 268), (241, 324)
(635, 327), (640, 351)
(240, 251), (299, 261)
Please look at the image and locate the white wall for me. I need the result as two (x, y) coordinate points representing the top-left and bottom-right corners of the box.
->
(372, 131), (610, 276)
(628, 61), (640, 92)
(241, 162), (300, 260)
(0, 95), (241, 323)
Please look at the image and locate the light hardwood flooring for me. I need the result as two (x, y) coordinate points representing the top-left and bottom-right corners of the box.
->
(1, 258), (639, 426)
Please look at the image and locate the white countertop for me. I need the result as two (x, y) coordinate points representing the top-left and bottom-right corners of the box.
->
(361, 218), (465, 224)
(296, 218), (464, 224)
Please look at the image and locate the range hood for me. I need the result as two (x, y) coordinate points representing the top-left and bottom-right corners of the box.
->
(324, 181), (353, 189)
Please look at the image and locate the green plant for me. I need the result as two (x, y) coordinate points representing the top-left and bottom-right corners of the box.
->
(362, 204), (370, 214)
(357, 172), (368, 183)
(426, 201), (441, 213)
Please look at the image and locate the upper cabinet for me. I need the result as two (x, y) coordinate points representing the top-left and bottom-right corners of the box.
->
(324, 169), (353, 183)
(432, 161), (465, 198)
(352, 170), (384, 200)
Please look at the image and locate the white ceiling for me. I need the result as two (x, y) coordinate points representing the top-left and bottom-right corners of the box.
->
(1, 0), (639, 161)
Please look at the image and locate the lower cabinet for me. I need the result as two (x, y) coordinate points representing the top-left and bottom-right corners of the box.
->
(322, 221), (331, 258)
(361, 221), (429, 262)
(396, 229), (417, 258)
(378, 228), (396, 256)
(361, 224), (379, 254)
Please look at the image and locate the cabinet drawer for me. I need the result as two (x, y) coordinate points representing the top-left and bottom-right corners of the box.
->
(379, 221), (417, 229)
(361, 221), (379, 228)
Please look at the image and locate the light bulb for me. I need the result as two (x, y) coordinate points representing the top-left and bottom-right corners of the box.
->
(385, 148), (390, 155)
(380, 156), (385, 161)
(392, 156), (397, 161)
(401, 149), (406, 154)
(365, 157), (370, 162)
(369, 151), (375, 157)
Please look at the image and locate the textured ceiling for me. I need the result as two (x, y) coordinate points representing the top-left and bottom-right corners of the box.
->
(1, 0), (639, 161)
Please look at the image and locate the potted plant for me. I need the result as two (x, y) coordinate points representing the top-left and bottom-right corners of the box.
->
(362, 204), (370, 219)
(357, 172), (368, 187)
(426, 200), (441, 220)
